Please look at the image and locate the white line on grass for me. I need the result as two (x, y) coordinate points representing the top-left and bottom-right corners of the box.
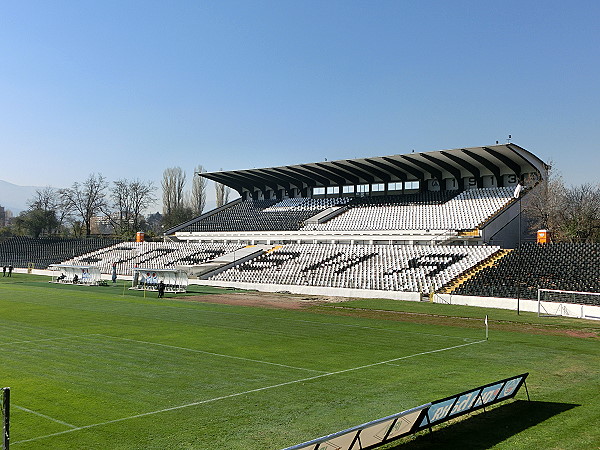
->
(90, 334), (328, 374)
(1, 295), (481, 342)
(13, 405), (78, 429)
(55, 298), (480, 343)
(384, 339), (487, 366)
(143, 305), (481, 342)
(13, 339), (487, 445)
(0, 334), (98, 346)
(0, 331), (323, 373)
(285, 317), (482, 341)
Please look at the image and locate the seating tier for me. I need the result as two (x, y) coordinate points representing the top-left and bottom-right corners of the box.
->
(453, 243), (600, 300)
(210, 243), (500, 293)
(62, 241), (246, 275)
(0, 237), (124, 269)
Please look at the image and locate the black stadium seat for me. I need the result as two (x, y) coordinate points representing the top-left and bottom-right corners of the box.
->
(453, 243), (600, 301)
(0, 237), (124, 270)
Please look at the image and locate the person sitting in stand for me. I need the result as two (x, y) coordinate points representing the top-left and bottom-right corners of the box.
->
(57, 273), (66, 282)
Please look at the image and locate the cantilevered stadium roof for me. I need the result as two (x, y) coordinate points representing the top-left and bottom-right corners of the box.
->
(199, 143), (548, 197)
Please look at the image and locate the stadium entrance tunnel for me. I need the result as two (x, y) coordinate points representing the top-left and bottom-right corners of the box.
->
(388, 400), (579, 449)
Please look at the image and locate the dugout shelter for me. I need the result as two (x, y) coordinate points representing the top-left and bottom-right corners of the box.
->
(130, 268), (188, 293)
(49, 264), (102, 286)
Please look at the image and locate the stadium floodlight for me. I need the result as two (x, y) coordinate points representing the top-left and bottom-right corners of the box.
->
(1, 387), (9, 450)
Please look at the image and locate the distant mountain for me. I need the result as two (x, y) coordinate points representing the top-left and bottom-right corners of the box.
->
(0, 180), (45, 214)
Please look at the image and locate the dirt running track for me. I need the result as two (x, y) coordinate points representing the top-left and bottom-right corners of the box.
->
(178, 291), (599, 339)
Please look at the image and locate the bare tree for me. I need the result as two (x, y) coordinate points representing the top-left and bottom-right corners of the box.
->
(109, 178), (156, 236)
(189, 165), (207, 216)
(60, 173), (108, 236)
(523, 163), (600, 242)
(130, 179), (156, 232)
(223, 183), (230, 205)
(522, 168), (566, 233)
(28, 186), (57, 212)
(162, 167), (186, 217)
(215, 182), (224, 208)
(109, 179), (133, 235)
(559, 183), (600, 243)
(27, 186), (69, 234)
(215, 169), (231, 208)
(162, 167), (192, 229)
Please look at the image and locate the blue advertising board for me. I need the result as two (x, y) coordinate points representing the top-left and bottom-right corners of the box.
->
(282, 373), (529, 450)
(416, 373), (529, 431)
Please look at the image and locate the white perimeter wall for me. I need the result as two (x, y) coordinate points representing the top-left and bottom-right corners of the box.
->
(434, 293), (600, 320)
(19, 268), (600, 320)
(196, 279), (600, 320)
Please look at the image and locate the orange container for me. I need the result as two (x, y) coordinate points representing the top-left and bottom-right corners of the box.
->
(537, 229), (550, 244)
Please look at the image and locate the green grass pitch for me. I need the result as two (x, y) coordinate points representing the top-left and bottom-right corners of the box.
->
(0, 275), (598, 449)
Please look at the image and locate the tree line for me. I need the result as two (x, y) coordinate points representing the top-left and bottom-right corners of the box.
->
(160, 165), (229, 229)
(2, 164), (597, 242)
(0, 166), (231, 239)
(523, 170), (600, 243)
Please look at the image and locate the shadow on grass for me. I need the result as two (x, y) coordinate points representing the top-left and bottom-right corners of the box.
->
(384, 400), (578, 449)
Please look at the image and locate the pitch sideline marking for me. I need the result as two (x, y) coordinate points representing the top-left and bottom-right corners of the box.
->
(90, 334), (327, 374)
(254, 313), (475, 341)
(0, 296), (481, 342)
(13, 405), (78, 429)
(125, 305), (481, 342)
(384, 339), (487, 366)
(0, 334), (99, 346)
(13, 339), (487, 445)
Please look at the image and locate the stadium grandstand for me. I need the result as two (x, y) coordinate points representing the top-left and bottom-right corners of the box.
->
(0, 237), (123, 270)
(167, 143), (545, 248)
(163, 143), (598, 314)
(451, 242), (600, 300)
(8, 143), (600, 314)
(62, 241), (246, 276)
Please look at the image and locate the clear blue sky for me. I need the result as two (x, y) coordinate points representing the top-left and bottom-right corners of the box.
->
(1, 0), (599, 206)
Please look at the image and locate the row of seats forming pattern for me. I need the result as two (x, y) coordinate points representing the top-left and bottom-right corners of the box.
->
(262, 197), (351, 212)
(180, 191), (459, 233)
(0, 236), (124, 269)
(453, 242), (600, 301)
(346, 190), (458, 206)
(184, 199), (336, 232)
(302, 187), (515, 231)
(62, 241), (246, 275)
(210, 243), (500, 293)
